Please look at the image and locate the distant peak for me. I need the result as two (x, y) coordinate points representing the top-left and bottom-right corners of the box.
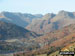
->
(58, 10), (74, 18)
(58, 10), (68, 14)
(43, 13), (55, 19)
(1, 11), (11, 14)
(45, 13), (55, 16)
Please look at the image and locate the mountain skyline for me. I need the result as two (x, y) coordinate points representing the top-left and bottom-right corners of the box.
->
(26, 10), (75, 34)
(0, 10), (75, 56)
(0, 0), (75, 14)
(0, 10), (75, 15)
(1, 10), (75, 35)
(0, 0), (75, 56)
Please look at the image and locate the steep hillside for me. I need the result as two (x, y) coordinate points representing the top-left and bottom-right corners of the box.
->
(0, 12), (43, 27)
(28, 33), (75, 56)
(0, 11), (75, 56)
(0, 21), (40, 54)
(13, 24), (75, 56)
(26, 13), (56, 34)
(34, 24), (75, 45)
(30, 24), (75, 55)
(26, 10), (75, 34)
(0, 21), (38, 40)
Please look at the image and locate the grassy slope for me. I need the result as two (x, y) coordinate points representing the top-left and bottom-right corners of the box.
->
(35, 33), (75, 56)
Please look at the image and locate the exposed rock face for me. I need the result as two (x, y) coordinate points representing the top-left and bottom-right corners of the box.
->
(26, 11), (75, 34)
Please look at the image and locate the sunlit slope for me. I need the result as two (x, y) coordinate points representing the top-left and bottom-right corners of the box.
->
(61, 43), (75, 51)
(34, 33), (75, 56)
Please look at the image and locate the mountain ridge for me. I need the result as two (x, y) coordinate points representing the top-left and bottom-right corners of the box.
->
(26, 10), (75, 34)
(0, 11), (43, 28)
(0, 21), (38, 40)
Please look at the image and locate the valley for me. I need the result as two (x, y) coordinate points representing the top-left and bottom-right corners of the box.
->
(0, 11), (75, 56)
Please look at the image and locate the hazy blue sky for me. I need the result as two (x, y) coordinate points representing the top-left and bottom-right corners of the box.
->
(0, 0), (75, 14)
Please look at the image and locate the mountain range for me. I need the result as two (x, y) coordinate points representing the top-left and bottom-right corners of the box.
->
(13, 23), (75, 56)
(0, 21), (40, 54)
(0, 10), (75, 56)
(26, 10), (75, 34)
(1, 11), (75, 35)
(0, 12), (43, 28)
(0, 21), (38, 40)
